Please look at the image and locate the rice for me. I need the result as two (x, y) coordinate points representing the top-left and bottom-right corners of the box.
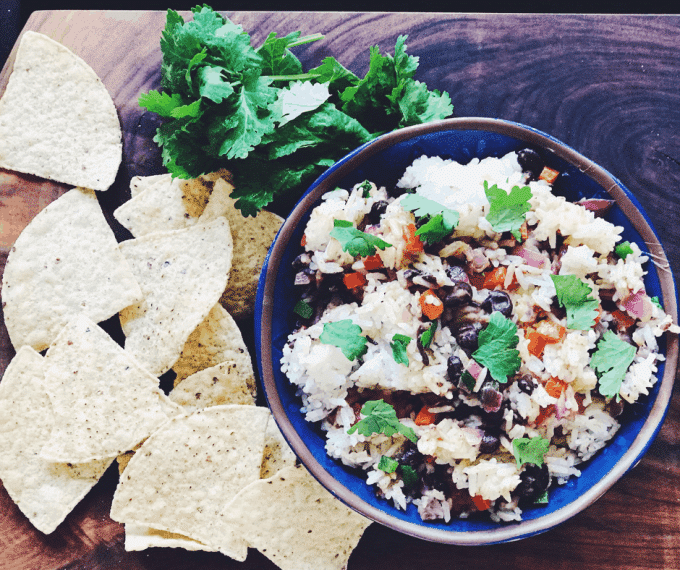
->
(281, 149), (679, 523)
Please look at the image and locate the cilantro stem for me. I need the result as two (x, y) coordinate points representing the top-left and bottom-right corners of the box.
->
(266, 72), (323, 81)
(285, 33), (325, 48)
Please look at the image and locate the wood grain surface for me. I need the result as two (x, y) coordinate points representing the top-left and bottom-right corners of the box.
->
(1, 11), (679, 570)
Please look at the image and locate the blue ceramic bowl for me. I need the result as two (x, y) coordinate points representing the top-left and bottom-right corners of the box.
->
(255, 118), (679, 544)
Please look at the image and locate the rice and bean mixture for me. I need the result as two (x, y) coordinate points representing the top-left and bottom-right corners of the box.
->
(281, 150), (679, 522)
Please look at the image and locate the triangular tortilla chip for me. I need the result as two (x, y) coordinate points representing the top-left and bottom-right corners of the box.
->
(0, 346), (113, 534)
(260, 418), (298, 479)
(169, 360), (256, 411)
(1, 187), (143, 351)
(203, 177), (283, 320)
(110, 405), (270, 560)
(124, 524), (219, 553)
(130, 173), (172, 198)
(119, 217), (233, 376)
(40, 315), (182, 463)
(113, 170), (283, 320)
(220, 464), (372, 570)
(113, 175), (212, 237)
(0, 31), (122, 190)
(172, 303), (255, 394)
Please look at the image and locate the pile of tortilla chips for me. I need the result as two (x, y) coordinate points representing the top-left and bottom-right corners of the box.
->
(0, 31), (371, 570)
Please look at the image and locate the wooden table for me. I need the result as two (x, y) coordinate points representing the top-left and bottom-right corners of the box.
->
(1, 11), (679, 570)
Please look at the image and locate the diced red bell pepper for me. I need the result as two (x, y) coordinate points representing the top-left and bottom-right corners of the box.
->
(472, 495), (492, 511)
(363, 253), (384, 271)
(419, 289), (444, 320)
(414, 405), (437, 426)
(343, 272), (367, 289)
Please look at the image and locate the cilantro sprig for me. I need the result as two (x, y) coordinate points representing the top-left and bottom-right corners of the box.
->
(390, 334), (412, 366)
(472, 312), (521, 383)
(319, 320), (368, 361)
(419, 321), (438, 349)
(484, 182), (533, 240)
(401, 194), (459, 245)
(347, 400), (418, 443)
(590, 330), (637, 399)
(551, 274), (600, 330)
(512, 436), (550, 467)
(141, 7), (454, 215)
(330, 219), (392, 257)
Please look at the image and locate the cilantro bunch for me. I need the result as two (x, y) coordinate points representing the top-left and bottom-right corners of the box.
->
(140, 6), (454, 216)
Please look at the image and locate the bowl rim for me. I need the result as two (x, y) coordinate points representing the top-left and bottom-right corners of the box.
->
(257, 117), (679, 545)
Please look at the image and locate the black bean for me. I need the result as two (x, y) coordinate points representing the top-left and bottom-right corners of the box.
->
(479, 433), (500, 454)
(446, 355), (463, 383)
(517, 374), (536, 395)
(294, 267), (316, 286)
(454, 321), (483, 351)
(444, 282), (473, 308)
(481, 290), (513, 318)
(480, 384), (503, 413)
(367, 200), (389, 225)
(515, 464), (550, 501)
(292, 252), (311, 270)
(403, 268), (422, 283)
(399, 447), (425, 468)
(517, 148), (544, 181)
(445, 264), (468, 284)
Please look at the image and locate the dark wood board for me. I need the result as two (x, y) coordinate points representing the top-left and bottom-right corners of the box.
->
(0, 11), (679, 570)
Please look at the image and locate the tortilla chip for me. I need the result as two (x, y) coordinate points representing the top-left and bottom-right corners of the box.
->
(113, 175), (212, 237)
(0, 31), (121, 190)
(114, 169), (283, 320)
(0, 346), (113, 534)
(110, 405), (270, 560)
(124, 524), (219, 553)
(260, 419), (298, 479)
(221, 464), (372, 570)
(169, 360), (256, 411)
(130, 173), (172, 198)
(203, 177), (283, 320)
(39, 314), (182, 463)
(118, 217), (233, 376)
(172, 303), (255, 396)
(1, 187), (143, 352)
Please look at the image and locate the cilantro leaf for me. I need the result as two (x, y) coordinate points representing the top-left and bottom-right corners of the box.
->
(401, 194), (459, 245)
(293, 299), (313, 319)
(256, 31), (323, 77)
(390, 334), (412, 366)
(308, 56), (359, 96)
(359, 180), (372, 198)
(347, 400), (418, 443)
(330, 219), (392, 257)
(513, 436), (550, 467)
(419, 320), (438, 348)
(484, 182), (533, 236)
(273, 81), (331, 126)
(319, 320), (368, 361)
(472, 312), (520, 383)
(615, 241), (634, 259)
(378, 455), (399, 473)
(138, 90), (184, 117)
(650, 295), (663, 309)
(590, 330), (637, 399)
(551, 274), (600, 330)
(400, 464), (419, 488)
